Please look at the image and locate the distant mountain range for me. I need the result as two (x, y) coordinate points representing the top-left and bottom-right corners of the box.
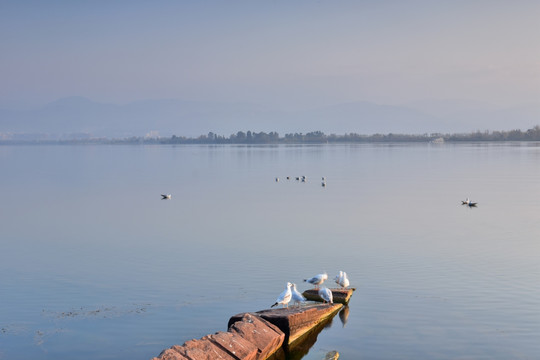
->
(0, 96), (538, 140)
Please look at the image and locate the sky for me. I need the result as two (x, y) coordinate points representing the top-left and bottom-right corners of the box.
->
(1, 0), (539, 110)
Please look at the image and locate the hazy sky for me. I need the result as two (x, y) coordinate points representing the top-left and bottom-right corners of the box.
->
(1, 0), (539, 109)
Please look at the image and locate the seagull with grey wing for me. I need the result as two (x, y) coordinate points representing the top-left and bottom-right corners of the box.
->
(271, 282), (292, 308)
(304, 272), (328, 290)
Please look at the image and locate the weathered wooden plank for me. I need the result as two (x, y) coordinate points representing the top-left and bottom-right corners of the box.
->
(202, 331), (259, 360)
(154, 315), (284, 360)
(152, 345), (190, 360)
(152, 339), (233, 360)
(302, 288), (355, 304)
(229, 303), (343, 346)
(228, 313), (285, 360)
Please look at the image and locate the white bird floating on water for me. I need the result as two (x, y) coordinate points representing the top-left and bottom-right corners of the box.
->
(304, 272), (328, 289)
(161, 194), (172, 200)
(291, 283), (306, 307)
(334, 271), (350, 289)
(271, 282), (292, 308)
(318, 287), (333, 304)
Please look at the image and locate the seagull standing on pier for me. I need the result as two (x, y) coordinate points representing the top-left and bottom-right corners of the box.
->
(304, 272), (328, 289)
(334, 271), (350, 288)
(291, 283), (306, 307)
(271, 282), (292, 308)
(334, 271), (343, 287)
(340, 272), (350, 289)
(318, 287), (333, 304)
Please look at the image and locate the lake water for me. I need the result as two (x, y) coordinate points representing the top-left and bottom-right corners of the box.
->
(0, 143), (539, 360)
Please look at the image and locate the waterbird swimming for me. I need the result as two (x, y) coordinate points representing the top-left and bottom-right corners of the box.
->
(462, 197), (478, 207)
(291, 283), (306, 307)
(318, 287), (333, 304)
(271, 282), (292, 308)
(161, 194), (172, 200)
(304, 272), (328, 289)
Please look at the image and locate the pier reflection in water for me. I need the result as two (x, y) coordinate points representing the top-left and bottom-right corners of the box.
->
(273, 304), (350, 360)
(338, 306), (349, 328)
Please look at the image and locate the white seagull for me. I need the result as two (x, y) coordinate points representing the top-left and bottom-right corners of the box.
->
(334, 271), (343, 286)
(271, 282), (292, 308)
(304, 272), (328, 289)
(291, 283), (306, 307)
(318, 287), (333, 304)
(340, 272), (350, 289)
(334, 271), (350, 288)
(161, 194), (172, 200)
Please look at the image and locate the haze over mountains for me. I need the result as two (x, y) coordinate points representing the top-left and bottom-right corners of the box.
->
(1, 97), (538, 140)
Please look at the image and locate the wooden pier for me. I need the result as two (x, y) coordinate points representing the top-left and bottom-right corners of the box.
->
(229, 303), (342, 347)
(302, 288), (355, 305)
(152, 289), (353, 360)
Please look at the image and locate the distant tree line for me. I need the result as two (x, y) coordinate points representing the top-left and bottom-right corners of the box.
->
(156, 126), (540, 144)
(2, 126), (540, 145)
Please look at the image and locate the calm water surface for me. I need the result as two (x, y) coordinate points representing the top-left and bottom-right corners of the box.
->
(0, 143), (539, 359)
